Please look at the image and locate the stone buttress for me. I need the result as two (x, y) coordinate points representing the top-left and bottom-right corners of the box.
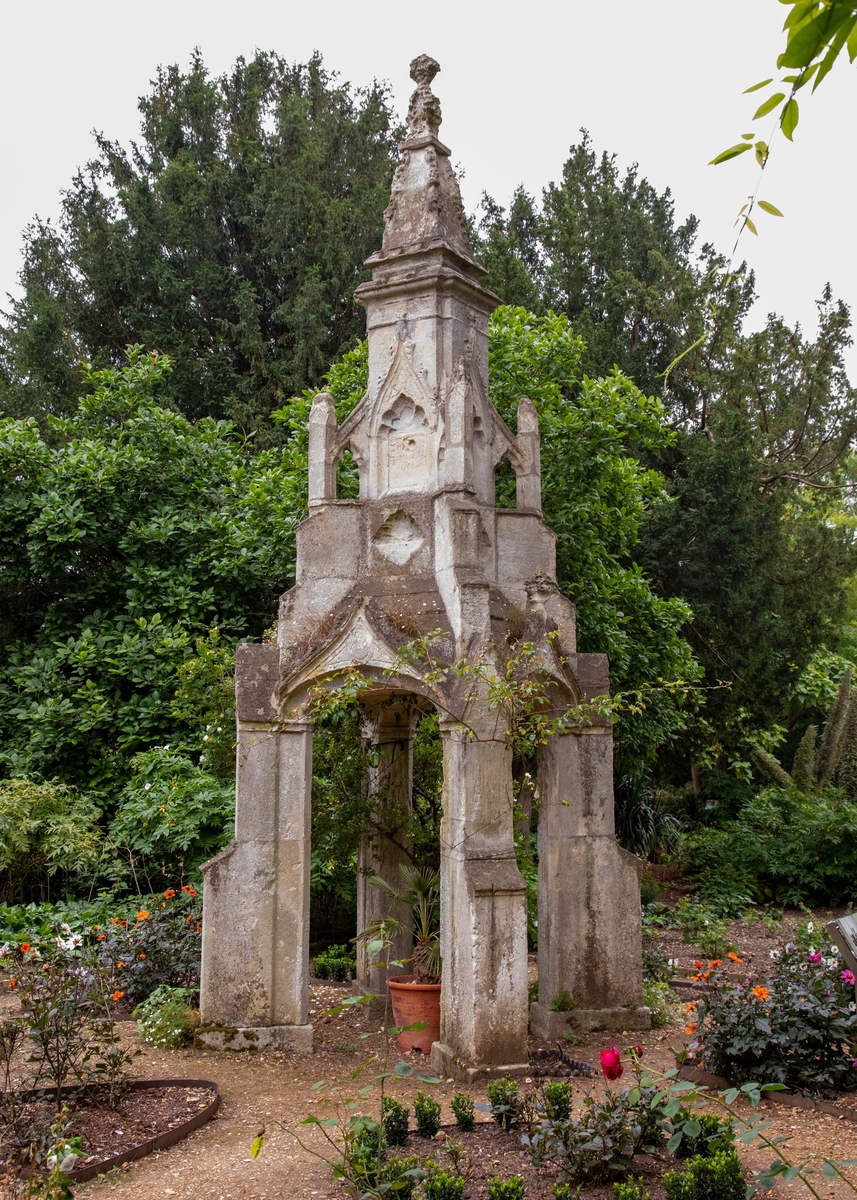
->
(199, 55), (649, 1070)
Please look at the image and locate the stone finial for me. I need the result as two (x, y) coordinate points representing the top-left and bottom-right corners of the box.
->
(407, 54), (442, 138)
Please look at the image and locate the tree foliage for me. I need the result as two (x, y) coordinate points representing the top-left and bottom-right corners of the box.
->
(0, 349), (296, 793)
(0, 51), (400, 433)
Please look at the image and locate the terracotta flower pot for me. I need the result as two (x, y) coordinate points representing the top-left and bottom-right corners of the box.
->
(387, 975), (441, 1053)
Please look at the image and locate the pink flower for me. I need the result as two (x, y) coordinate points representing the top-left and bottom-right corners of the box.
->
(808, 952), (823, 963)
(600, 1043), (623, 1081)
(841, 969), (856, 986)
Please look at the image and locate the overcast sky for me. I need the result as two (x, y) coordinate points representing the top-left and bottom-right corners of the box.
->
(2, 0), (855, 374)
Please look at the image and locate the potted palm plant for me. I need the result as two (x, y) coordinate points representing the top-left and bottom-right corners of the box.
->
(357, 863), (440, 1052)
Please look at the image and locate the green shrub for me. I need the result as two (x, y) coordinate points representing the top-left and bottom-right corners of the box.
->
(551, 989), (574, 1012)
(643, 980), (678, 1028)
(382, 1095), (411, 1146)
(97, 887), (202, 1005)
(451, 1090), (475, 1132)
(314, 942), (357, 981)
(133, 984), (198, 1048)
(542, 1081), (572, 1120)
(691, 940), (857, 1090)
(414, 1090), (442, 1138)
(0, 779), (102, 904)
(554, 1187), (581, 1200)
(640, 875), (661, 906)
(383, 1153), (422, 1199)
(671, 1111), (734, 1159)
(488, 1175), (525, 1200)
(486, 1076), (520, 1128)
(664, 1147), (744, 1200)
(614, 1179), (649, 1200)
(422, 1162), (465, 1200)
(685, 785), (857, 907)
(642, 941), (675, 983)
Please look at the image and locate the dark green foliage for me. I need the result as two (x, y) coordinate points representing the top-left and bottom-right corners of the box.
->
(382, 1095), (411, 1147)
(96, 889), (202, 1005)
(384, 1154), (423, 1200)
(542, 1081), (572, 1121)
(551, 990), (574, 1013)
(670, 1112), (734, 1160)
(0, 350), (297, 797)
(554, 1187), (582, 1200)
(0, 779), (101, 903)
(839, 694), (857, 799)
(0, 51), (400, 433)
(791, 725), (819, 791)
(313, 943), (357, 982)
(524, 1084), (667, 1184)
(614, 775), (681, 857)
(486, 1077), (521, 1129)
(422, 1162), (466, 1200)
(451, 1090), (475, 1132)
(488, 1175), (525, 1200)
(693, 942), (857, 1091)
(413, 1090), (442, 1139)
(663, 1148), (744, 1200)
(686, 786), (857, 907)
(642, 941), (673, 983)
(816, 668), (853, 782)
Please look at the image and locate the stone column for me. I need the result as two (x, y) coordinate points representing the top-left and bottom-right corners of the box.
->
(430, 710), (530, 1081)
(354, 700), (416, 1002)
(199, 712), (313, 1052)
(531, 724), (650, 1037)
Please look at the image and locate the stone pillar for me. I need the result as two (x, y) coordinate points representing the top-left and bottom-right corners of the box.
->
(430, 711), (530, 1081)
(354, 700), (416, 1002)
(531, 724), (650, 1037)
(198, 714), (313, 1052)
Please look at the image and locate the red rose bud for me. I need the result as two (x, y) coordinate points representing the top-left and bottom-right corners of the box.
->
(600, 1042), (623, 1080)
(635, 1045), (644, 1057)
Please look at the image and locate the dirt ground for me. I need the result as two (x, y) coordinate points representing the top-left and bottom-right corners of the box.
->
(7, 908), (857, 1200)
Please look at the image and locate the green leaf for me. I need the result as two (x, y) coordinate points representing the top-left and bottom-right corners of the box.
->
(394, 1060), (413, 1077)
(628, 1087), (641, 1104)
(683, 1120), (702, 1137)
(781, 97), (800, 139)
(250, 1135), (264, 1158)
(848, 19), (857, 60)
(710, 143), (754, 165)
(755, 141), (769, 165)
(753, 92), (786, 120)
(744, 78), (774, 93)
(822, 1162), (840, 1179)
(667, 1132), (683, 1153)
(416, 1073), (441, 1084)
(745, 217), (758, 236)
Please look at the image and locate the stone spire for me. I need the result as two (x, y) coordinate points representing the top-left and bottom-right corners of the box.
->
(378, 55), (474, 262)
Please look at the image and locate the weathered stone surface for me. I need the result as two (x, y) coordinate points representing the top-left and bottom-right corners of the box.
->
(200, 55), (647, 1073)
(195, 1025), (313, 1052)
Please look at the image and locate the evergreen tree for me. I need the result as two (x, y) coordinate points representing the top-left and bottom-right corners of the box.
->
(0, 51), (400, 435)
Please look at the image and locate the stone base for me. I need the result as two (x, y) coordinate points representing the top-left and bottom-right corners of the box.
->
(430, 1042), (530, 1083)
(529, 1003), (651, 1039)
(351, 980), (389, 1018)
(195, 1024), (313, 1052)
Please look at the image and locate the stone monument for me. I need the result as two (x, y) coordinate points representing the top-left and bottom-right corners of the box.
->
(198, 54), (649, 1077)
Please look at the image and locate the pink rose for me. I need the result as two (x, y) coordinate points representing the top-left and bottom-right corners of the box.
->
(600, 1043), (623, 1081)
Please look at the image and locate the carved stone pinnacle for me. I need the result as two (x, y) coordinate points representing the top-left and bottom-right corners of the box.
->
(406, 55), (442, 138)
(409, 54), (440, 86)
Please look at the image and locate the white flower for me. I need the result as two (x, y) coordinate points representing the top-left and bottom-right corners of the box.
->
(60, 923), (71, 935)
(0, 942), (9, 958)
(808, 946), (816, 956)
(199, 755), (206, 764)
(807, 922), (814, 932)
(55, 934), (83, 952)
(144, 783), (151, 790)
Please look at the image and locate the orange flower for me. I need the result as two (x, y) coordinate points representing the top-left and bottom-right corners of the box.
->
(111, 916), (120, 925)
(93, 925), (100, 931)
(685, 1002), (696, 1013)
(112, 990), (125, 1002)
(685, 1024), (697, 1035)
(163, 888), (176, 899)
(136, 909), (150, 921)
(19, 942), (31, 954)
(752, 986), (769, 1001)
(195, 922), (201, 933)
(693, 961), (703, 969)
(708, 960), (722, 968)
(727, 952), (743, 964)
(139, 954), (146, 960)
(8, 977), (16, 989)
(161, 902), (167, 909)
(116, 961), (124, 970)
(184, 887), (198, 897)
(186, 914), (193, 924)
(97, 934), (106, 942)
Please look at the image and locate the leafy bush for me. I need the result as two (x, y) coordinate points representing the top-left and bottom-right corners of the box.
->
(414, 1090), (442, 1138)
(554, 1187), (582, 1200)
(0, 778), (102, 903)
(382, 1095), (411, 1147)
(524, 1084), (666, 1183)
(614, 1180), (649, 1200)
(109, 747), (234, 883)
(542, 1081), (572, 1121)
(642, 941), (675, 983)
(689, 939), (857, 1091)
(488, 1175), (525, 1200)
(643, 981), (679, 1029)
(663, 1147), (744, 1200)
(133, 984), (199, 1049)
(96, 887), (202, 1005)
(486, 1077), (521, 1128)
(552, 990), (574, 1013)
(314, 942), (357, 981)
(670, 1111), (733, 1159)
(673, 899), (737, 958)
(422, 1162), (465, 1200)
(451, 1090), (475, 1132)
(384, 1153), (422, 1200)
(686, 785), (857, 907)
(614, 775), (681, 857)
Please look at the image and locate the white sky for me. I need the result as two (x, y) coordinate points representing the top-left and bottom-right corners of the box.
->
(2, 0), (855, 375)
